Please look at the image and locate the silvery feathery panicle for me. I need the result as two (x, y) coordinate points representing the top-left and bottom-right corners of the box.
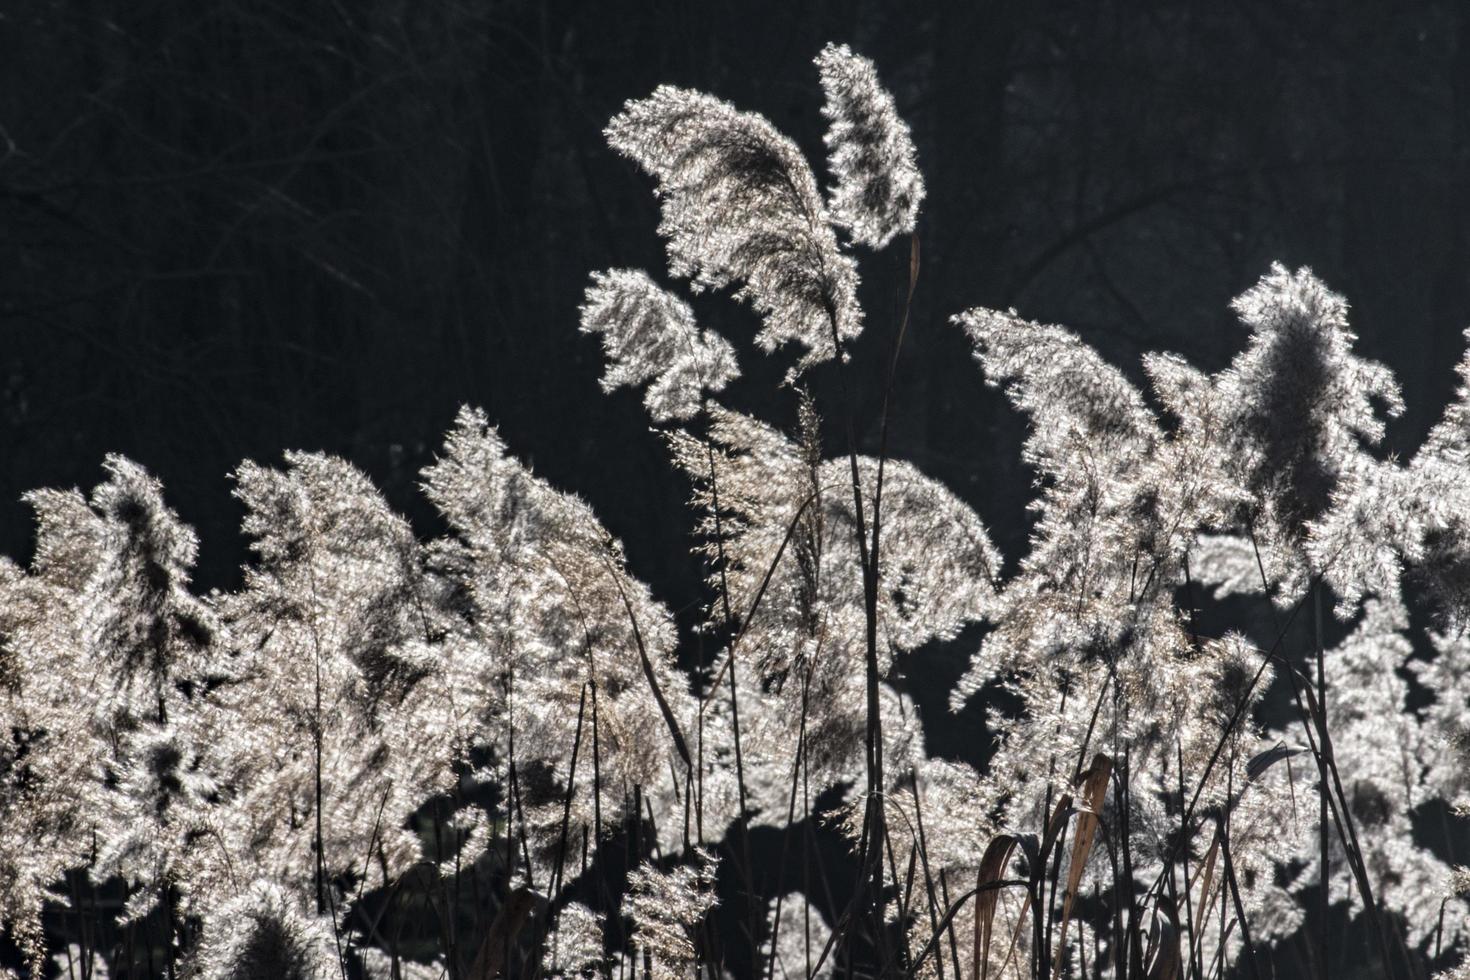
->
(1417, 626), (1470, 817)
(947, 309), (1188, 706)
(1307, 326), (1470, 624)
(623, 850), (719, 980)
(210, 452), (447, 902)
(815, 43), (924, 251)
(1338, 330), (1470, 625)
(0, 557), (97, 974)
(1154, 263), (1403, 602)
(423, 405), (695, 865)
(947, 299), (1312, 966)
(667, 406), (996, 816)
(1411, 332), (1470, 624)
(21, 455), (220, 728)
(541, 901), (605, 979)
(606, 83), (861, 375)
(94, 723), (217, 924)
(605, 44), (922, 376)
(954, 309), (1163, 592)
(80, 456), (219, 720)
(186, 879), (340, 980)
(671, 405), (999, 681)
(580, 268), (739, 422)
(0, 457), (225, 970)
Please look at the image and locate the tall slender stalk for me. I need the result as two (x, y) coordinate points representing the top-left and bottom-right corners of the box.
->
(1315, 582), (1329, 980)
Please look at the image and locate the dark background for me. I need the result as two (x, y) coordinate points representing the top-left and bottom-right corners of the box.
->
(2, 0), (1467, 610)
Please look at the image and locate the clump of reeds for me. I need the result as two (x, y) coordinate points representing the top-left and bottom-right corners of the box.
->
(0, 38), (1466, 980)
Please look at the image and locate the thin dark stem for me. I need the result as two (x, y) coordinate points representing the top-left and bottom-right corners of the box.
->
(550, 684), (589, 901)
(590, 678), (603, 843)
(1315, 582), (1329, 980)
